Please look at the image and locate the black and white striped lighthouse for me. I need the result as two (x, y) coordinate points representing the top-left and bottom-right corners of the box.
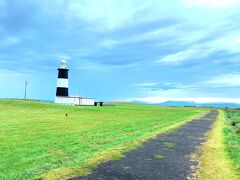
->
(56, 60), (69, 97)
(54, 59), (95, 105)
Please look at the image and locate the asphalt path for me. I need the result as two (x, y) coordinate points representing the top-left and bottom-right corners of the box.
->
(72, 109), (218, 180)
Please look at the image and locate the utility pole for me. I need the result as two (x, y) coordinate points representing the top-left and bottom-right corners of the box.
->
(24, 81), (28, 100)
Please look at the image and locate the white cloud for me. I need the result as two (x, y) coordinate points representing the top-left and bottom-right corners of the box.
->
(66, 0), (150, 32)
(75, 59), (138, 71)
(203, 73), (240, 87)
(131, 26), (176, 42)
(133, 97), (240, 104)
(99, 25), (176, 48)
(134, 82), (161, 87)
(134, 82), (187, 91)
(182, 0), (239, 8)
(155, 49), (209, 64)
(75, 0), (240, 55)
(99, 39), (120, 48)
(214, 35), (240, 54)
(156, 50), (196, 64)
(155, 31), (240, 65)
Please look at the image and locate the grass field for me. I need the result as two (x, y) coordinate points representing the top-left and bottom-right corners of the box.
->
(224, 109), (240, 175)
(0, 100), (207, 179)
(196, 110), (239, 180)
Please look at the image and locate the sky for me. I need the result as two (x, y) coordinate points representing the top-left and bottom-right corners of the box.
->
(1, 0), (240, 103)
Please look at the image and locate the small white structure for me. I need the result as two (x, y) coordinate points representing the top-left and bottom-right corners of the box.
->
(54, 60), (95, 106)
(55, 96), (95, 106)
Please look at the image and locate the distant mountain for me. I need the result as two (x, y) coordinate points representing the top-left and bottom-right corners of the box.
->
(156, 101), (197, 107)
(133, 100), (240, 108)
(160, 101), (240, 108)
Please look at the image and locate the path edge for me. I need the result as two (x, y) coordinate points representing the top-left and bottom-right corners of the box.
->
(193, 109), (238, 180)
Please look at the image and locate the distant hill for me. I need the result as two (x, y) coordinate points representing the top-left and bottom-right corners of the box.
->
(133, 100), (240, 108)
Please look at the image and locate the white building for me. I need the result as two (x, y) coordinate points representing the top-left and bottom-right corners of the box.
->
(55, 96), (95, 106)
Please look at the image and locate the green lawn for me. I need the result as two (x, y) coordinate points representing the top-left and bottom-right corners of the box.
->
(0, 100), (207, 179)
(224, 109), (240, 175)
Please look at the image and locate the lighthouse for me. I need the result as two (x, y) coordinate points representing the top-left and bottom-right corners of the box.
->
(54, 60), (95, 106)
(56, 60), (69, 97)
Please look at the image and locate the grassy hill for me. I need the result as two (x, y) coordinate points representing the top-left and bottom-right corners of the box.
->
(0, 100), (207, 179)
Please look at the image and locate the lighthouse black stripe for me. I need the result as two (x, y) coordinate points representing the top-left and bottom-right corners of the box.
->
(58, 69), (69, 79)
(56, 87), (68, 96)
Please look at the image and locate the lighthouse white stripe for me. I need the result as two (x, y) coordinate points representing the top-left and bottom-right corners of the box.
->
(57, 78), (68, 88)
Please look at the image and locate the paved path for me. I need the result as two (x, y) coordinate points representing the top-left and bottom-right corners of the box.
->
(72, 110), (218, 180)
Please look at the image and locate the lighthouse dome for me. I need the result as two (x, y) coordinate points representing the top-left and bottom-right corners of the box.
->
(59, 60), (68, 69)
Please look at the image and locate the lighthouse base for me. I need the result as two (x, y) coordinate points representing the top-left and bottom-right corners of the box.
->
(55, 96), (95, 106)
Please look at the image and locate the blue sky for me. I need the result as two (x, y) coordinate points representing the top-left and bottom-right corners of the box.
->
(1, 0), (240, 103)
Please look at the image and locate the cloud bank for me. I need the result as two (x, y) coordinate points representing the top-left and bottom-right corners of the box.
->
(0, 0), (240, 102)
